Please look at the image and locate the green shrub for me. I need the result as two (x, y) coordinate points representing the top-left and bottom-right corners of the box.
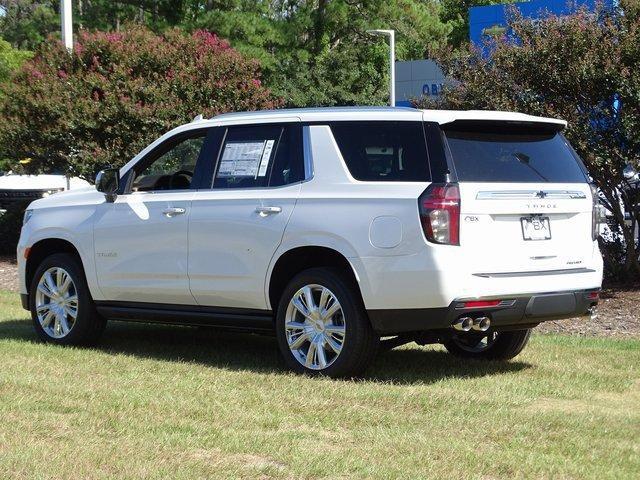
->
(0, 37), (31, 84)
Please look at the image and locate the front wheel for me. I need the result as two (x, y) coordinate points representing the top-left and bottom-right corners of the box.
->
(275, 268), (379, 378)
(444, 329), (531, 360)
(29, 253), (106, 346)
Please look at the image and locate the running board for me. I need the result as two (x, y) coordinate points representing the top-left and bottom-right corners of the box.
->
(95, 301), (274, 332)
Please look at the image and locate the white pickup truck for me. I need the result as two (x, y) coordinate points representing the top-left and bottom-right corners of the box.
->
(0, 173), (90, 214)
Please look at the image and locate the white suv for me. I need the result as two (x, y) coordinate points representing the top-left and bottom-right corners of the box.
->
(17, 107), (603, 377)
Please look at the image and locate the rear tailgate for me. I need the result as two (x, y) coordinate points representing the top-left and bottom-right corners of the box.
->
(459, 182), (593, 274)
(442, 121), (595, 276)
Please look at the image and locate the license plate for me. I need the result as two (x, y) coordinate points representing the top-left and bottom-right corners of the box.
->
(521, 216), (551, 241)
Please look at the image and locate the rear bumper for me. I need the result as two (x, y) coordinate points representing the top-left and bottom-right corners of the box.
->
(353, 242), (603, 311)
(368, 289), (599, 334)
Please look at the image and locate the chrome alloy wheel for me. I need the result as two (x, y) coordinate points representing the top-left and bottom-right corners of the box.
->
(285, 284), (346, 370)
(35, 267), (78, 339)
(453, 331), (499, 353)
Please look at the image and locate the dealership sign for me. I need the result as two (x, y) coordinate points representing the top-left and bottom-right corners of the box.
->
(395, 59), (446, 107)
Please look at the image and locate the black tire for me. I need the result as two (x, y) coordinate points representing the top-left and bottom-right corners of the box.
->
(29, 252), (106, 346)
(275, 267), (379, 378)
(444, 329), (531, 361)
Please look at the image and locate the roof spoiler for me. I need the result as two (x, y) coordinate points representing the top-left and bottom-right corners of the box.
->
(440, 119), (566, 133)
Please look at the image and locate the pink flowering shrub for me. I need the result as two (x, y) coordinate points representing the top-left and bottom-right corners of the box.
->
(0, 26), (281, 180)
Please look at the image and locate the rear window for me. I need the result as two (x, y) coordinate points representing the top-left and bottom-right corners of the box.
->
(444, 125), (587, 183)
(330, 122), (430, 181)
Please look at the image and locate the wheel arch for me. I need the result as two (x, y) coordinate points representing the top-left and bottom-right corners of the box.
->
(25, 238), (84, 292)
(267, 245), (365, 312)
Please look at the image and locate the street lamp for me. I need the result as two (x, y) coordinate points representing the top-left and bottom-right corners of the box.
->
(61, 0), (73, 52)
(366, 29), (395, 107)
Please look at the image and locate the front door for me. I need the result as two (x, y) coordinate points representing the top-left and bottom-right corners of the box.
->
(93, 130), (208, 304)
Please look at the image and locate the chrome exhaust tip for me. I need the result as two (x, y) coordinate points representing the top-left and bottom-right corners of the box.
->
(472, 316), (491, 332)
(452, 317), (474, 332)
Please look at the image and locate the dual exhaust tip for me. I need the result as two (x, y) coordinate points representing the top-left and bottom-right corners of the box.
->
(452, 316), (491, 332)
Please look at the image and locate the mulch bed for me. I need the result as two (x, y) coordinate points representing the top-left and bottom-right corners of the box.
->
(0, 255), (18, 293)
(537, 285), (640, 339)
(1, 254), (637, 338)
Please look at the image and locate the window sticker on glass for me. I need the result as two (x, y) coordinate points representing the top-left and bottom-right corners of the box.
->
(218, 140), (276, 178)
(258, 139), (275, 177)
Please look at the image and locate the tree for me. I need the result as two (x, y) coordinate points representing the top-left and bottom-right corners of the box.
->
(416, 1), (640, 279)
(187, 0), (453, 107)
(0, 26), (280, 180)
(1, 1), (455, 107)
(0, 1), (58, 49)
(0, 36), (31, 83)
(275, 0), (452, 106)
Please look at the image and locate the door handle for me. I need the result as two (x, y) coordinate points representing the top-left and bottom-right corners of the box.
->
(255, 206), (282, 217)
(162, 207), (186, 217)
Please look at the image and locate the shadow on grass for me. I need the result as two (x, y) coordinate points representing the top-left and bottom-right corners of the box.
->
(0, 318), (531, 384)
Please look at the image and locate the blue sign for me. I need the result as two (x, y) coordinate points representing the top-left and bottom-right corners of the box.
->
(469, 0), (616, 49)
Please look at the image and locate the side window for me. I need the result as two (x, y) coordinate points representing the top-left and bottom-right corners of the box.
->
(268, 124), (304, 187)
(330, 121), (431, 182)
(132, 134), (206, 192)
(213, 124), (303, 189)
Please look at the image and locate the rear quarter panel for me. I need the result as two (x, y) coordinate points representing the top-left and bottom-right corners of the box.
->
(271, 124), (434, 310)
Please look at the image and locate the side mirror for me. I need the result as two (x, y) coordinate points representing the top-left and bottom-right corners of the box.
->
(96, 168), (120, 202)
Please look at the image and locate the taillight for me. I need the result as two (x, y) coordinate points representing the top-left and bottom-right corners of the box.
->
(419, 183), (460, 245)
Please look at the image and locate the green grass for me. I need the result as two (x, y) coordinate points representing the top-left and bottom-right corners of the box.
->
(0, 290), (638, 479)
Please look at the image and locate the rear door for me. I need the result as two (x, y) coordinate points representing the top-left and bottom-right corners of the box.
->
(441, 121), (593, 275)
(188, 121), (305, 310)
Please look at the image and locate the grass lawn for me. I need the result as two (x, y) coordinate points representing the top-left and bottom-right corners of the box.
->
(0, 290), (638, 479)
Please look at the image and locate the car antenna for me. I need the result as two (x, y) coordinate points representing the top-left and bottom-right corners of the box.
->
(192, 114), (204, 122)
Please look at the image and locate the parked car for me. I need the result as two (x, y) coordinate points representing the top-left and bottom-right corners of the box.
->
(17, 107), (603, 377)
(0, 172), (90, 214)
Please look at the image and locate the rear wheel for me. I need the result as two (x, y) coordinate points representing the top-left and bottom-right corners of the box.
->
(29, 253), (106, 346)
(275, 268), (379, 378)
(444, 329), (531, 360)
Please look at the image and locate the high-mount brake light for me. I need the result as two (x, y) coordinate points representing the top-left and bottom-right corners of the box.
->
(418, 183), (460, 245)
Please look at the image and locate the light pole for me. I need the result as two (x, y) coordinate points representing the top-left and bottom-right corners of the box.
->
(61, 0), (73, 52)
(366, 29), (395, 107)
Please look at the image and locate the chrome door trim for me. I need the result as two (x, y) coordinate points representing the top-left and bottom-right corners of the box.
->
(255, 206), (282, 216)
(162, 207), (187, 217)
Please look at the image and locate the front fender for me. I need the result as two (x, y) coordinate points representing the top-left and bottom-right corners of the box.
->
(18, 204), (102, 299)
